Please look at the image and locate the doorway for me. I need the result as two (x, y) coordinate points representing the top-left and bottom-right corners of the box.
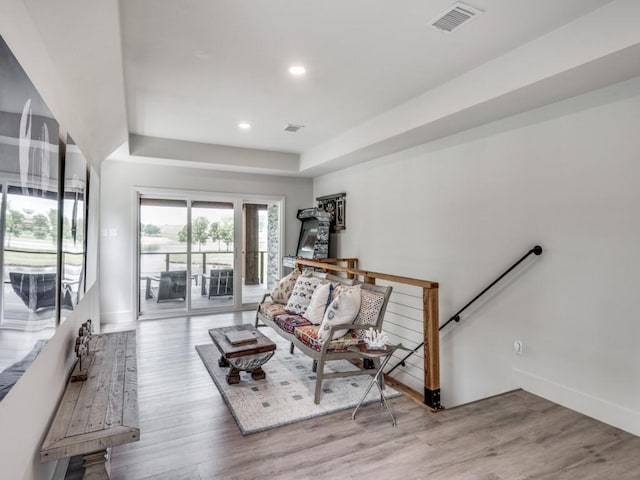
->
(137, 191), (282, 318)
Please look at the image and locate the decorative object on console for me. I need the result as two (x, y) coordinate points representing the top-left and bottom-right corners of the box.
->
(316, 192), (346, 232)
(71, 319), (93, 382)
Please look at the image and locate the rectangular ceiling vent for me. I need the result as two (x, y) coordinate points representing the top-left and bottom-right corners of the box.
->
(430, 2), (483, 32)
(283, 124), (304, 132)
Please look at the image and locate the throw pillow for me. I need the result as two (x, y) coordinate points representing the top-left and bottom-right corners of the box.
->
(285, 274), (323, 315)
(270, 271), (300, 304)
(303, 282), (333, 325)
(353, 288), (386, 338)
(317, 285), (362, 343)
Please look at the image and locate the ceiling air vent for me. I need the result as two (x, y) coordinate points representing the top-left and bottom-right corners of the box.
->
(430, 2), (483, 32)
(283, 124), (304, 132)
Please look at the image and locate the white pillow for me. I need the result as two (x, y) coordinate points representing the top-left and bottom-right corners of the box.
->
(317, 285), (362, 343)
(285, 274), (323, 315)
(303, 282), (332, 324)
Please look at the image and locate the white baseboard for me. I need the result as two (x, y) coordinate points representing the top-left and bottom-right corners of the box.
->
(513, 367), (640, 438)
(100, 310), (135, 326)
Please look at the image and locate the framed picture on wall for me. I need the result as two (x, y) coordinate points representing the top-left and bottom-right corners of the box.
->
(316, 193), (346, 232)
(335, 196), (346, 229)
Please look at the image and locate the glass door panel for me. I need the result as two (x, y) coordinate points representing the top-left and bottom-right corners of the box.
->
(190, 201), (234, 310)
(139, 198), (188, 316)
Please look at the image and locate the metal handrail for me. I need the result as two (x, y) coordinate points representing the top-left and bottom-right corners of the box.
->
(387, 245), (543, 375)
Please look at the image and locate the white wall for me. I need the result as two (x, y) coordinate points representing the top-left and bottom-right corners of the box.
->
(314, 77), (640, 437)
(100, 160), (313, 320)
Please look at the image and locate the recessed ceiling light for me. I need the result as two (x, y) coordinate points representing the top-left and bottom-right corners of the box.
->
(289, 65), (306, 76)
(238, 122), (251, 130)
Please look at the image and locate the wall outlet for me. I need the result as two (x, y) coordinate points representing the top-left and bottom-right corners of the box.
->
(513, 340), (523, 356)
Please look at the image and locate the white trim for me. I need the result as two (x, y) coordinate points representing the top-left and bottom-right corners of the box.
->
(132, 189), (140, 319)
(513, 367), (640, 437)
(100, 310), (136, 325)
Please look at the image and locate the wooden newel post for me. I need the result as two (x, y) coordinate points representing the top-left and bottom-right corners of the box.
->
(423, 285), (441, 410)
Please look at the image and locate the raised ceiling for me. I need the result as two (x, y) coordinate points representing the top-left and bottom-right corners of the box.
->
(120, 0), (614, 155)
(5, 0), (640, 175)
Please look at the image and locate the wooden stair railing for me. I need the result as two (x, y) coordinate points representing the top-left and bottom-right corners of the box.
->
(295, 258), (442, 410)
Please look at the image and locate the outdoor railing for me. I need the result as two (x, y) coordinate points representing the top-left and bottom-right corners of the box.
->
(140, 250), (268, 283)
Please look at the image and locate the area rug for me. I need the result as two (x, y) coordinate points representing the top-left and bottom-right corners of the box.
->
(195, 329), (401, 435)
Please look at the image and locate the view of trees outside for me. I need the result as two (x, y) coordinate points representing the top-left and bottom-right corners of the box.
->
(2, 192), (61, 325)
(3, 195), (59, 271)
(139, 204), (268, 269)
(139, 203), (241, 277)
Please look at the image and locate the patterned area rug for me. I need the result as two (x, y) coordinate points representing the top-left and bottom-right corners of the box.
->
(196, 328), (401, 435)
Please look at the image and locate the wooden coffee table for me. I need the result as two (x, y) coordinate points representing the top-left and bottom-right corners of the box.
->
(208, 324), (276, 384)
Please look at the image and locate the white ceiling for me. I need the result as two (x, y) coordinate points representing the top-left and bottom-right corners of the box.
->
(120, 0), (614, 155)
(5, 0), (640, 176)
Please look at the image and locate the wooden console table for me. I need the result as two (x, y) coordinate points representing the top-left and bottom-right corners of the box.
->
(41, 330), (139, 479)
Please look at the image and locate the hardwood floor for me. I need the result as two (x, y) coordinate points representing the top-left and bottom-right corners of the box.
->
(77, 312), (640, 480)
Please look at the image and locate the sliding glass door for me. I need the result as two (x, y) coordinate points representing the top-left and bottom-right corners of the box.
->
(190, 201), (235, 311)
(138, 198), (188, 316)
(137, 192), (281, 318)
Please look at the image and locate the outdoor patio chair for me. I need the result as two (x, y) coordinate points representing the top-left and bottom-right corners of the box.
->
(151, 270), (187, 303)
(9, 272), (73, 311)
(207, 268), (233, 298)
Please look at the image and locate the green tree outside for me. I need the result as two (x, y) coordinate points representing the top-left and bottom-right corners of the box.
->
(32, 213), (51, 239)
(219, 222), (233, 251)
(144, 224), (161, 236)
(178, 225), (187, 242)
(6, 209), (25, 247)
(192, 217), (209, 251)
(209, 222), (222, 250)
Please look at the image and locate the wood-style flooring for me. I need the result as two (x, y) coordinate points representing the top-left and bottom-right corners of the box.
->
(69, 312), (640, 480)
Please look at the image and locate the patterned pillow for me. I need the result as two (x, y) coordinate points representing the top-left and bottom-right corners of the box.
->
(317, 285), (362, 343)
(353, 289), (386, 338)
(303, 282), (333, 324)
(270, 271), (300, 304)
(285, 274), (323, 315)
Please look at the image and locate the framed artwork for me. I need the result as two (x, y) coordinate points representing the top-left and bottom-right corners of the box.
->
(316, 193), (346, 232)
(0, 34), (60, 400)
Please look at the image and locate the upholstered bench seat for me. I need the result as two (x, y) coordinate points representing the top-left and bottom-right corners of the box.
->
(293, 325), (363, 352)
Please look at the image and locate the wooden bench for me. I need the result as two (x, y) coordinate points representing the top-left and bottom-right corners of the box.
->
(41, 330), (139, 479)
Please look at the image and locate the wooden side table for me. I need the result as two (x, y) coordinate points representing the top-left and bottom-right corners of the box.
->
(350, 343), (409, 427)
(208, 324), (276, 384)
